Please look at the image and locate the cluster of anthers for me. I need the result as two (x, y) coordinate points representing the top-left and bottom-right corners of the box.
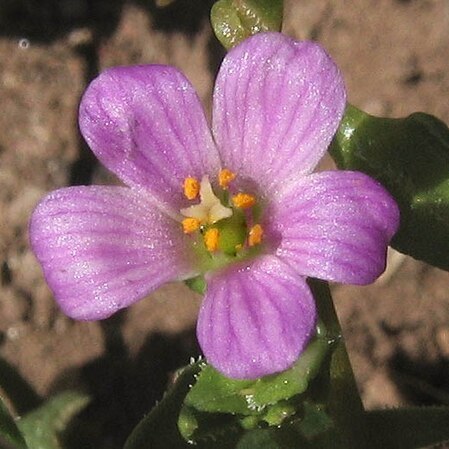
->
(180, 169), (263, 256)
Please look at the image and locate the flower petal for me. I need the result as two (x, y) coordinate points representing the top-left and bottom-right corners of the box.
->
(79, 65), (220, 211)
(271, 171), (400, 284)
(212, 32), (346, 196)
(30, 186), (198, 320)
(197, 255), (316, 379)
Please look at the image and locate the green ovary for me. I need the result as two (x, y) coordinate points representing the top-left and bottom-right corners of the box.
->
(215, 210), (247, 256)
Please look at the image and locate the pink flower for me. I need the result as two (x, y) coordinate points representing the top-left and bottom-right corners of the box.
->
(30, 33), (399, 379)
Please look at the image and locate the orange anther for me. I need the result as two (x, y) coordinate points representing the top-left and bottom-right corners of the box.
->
(183, 177), (200, 200)
(218, 168), (236, 190)
(182, 217), (201, 234)
(204, 228), (220, 252)
(248, 224), (263, 247)
(232, 193), (256, 209)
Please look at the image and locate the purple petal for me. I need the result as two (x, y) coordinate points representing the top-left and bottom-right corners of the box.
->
(79, 65), (220, 211)
(30, 186), (198, 320)
(271, 171), (400, 284)
(212, 32), (346, 196)
(197, 255), (316, 379)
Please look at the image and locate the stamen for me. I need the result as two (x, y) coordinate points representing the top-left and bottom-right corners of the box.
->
(182, 217), (200, 234)
(232, 193), (256, 209)
(204, 228), (220, 252)
(183, 177), (200, 200)
(248, 224), (263, 247)
(218, 168), (236, 190)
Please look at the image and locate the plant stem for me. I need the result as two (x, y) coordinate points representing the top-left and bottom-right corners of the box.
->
(309, 279), (370, 448)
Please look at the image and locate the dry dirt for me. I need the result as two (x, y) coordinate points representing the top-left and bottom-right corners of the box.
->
(1, 0), (449, 447)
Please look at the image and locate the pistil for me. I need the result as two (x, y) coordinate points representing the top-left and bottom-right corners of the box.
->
(180, 170), (264, 256)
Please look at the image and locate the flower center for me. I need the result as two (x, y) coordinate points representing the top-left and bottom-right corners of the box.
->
(180, 170), (264, 259)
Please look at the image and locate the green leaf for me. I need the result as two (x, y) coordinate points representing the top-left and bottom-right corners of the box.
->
(0, 395), (28, 449)
(235, 408), (335, 449)
(249, 338), (329, 408)
(178, 404), (242, 445)
(211, 0), (283, 49)
(298, 402), (333, 440)
(236, 429), (292, 449)
(18, 391), (89, 449)
(125, 363), (202, 449)
(177, 404), (199, 441)
(185, 365), (255, 415)
(366, 406), (449, 449)
(259, 400), (295, 427)
(330, 104), (449, 271)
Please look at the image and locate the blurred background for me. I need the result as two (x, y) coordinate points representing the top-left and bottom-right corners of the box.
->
(1, 0), (449, 447)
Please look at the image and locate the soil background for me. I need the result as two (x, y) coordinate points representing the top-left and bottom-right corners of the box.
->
(1, 0), (449, 447)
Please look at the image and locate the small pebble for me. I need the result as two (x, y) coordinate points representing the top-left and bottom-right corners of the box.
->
(436, 327), (449, 358)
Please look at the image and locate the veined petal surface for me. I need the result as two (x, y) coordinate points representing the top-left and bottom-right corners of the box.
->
(272, 171), (400, 284)
(197, 255), (316, 379)
(30, 186), (198, 320)
(212, 32), (346, 197)
(79, 65), (220, 212)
